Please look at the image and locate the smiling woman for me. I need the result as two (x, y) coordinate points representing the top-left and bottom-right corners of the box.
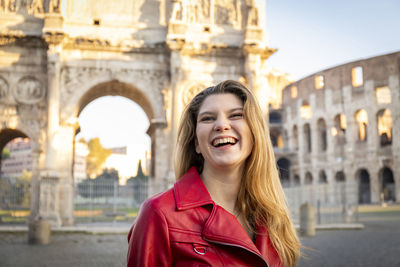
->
(127, 80), (300, 267)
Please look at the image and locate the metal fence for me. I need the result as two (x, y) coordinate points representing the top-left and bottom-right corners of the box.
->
(284, 182), (359, 225)
(74, 178), (151, 225)
(0, 176), (360, 226)
(0, 177), (31, 224)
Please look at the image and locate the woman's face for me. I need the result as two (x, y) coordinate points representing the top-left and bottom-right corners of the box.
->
(195, 93), (253, 171)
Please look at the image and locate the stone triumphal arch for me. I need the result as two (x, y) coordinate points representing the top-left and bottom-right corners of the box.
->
(0, 0), (276, 226)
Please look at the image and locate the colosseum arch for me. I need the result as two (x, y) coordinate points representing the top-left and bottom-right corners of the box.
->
(270, 129), (284, 148)
(317, 118), (327, 152)
(319, 170), (327, 184)
(379, 167), (396, 202)
(292, 125), (299, 151)
(305, 171), (313, 185)
(303, 123), (312, 153)
(269, 111), (282, 123)
(376, 109), (392, 147)
(277, 157), (290, 187)
(355, 109), (368, 142)
(335, 171), (345, 182)
(357, 169), (371, 204)
(300, 100), (312, 119)
(293, 174), (300, 186)
(333, 114), (347, 145)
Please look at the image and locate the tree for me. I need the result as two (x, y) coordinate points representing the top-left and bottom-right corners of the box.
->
(2, 148), (10, 160)
(86, 138), (112, 178)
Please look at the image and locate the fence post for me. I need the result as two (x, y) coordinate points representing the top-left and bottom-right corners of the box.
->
(113, 180), (117, 223)
(300, 202), (315, 237)
(89, 181), (93, 223)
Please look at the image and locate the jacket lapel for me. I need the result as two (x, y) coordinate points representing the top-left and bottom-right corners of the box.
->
(174, 166), (214, 210)
(256, 225), (282, 267)
(202, 205), (268, 265)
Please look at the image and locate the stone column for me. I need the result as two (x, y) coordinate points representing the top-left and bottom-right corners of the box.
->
(388, 75), (400, 203)
(244, 51), (269, 116)
(29, 146), (42, 223)
(38, 15), (65, 227)
(56, 124), (76, 226)
(147, 120), (168, 197)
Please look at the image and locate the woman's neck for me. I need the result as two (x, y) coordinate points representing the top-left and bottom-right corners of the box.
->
(200, 164), (243, 214)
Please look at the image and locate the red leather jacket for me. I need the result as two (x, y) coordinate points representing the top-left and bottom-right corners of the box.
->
(127, 167), (282, 267)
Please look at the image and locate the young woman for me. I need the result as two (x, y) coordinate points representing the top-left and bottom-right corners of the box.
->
(127, 80), (300, 267)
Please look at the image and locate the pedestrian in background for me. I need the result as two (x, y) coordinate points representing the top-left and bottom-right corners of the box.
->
(127, 80), (300, 266)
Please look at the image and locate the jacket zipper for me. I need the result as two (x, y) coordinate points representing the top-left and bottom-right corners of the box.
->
(203, 237), (268, 267)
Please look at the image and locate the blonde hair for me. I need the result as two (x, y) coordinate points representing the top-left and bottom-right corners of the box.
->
(175, 80), (300, 266)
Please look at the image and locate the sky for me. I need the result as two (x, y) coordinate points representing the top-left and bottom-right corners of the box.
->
(76, 1), (400, 177)
(265, 0), (400, 79)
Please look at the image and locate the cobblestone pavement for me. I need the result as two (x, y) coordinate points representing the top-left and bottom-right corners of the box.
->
(299, 210), (400, 267)
(0, 209), (399, 267)
(0, 232), (128, 267)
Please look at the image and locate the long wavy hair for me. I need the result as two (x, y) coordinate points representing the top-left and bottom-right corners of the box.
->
(174, 80), (300, 267)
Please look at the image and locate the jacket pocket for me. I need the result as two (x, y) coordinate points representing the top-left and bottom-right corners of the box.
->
(169, 229), (222, 267)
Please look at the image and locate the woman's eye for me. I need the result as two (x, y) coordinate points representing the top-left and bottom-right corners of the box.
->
(200, 116), (213, 122)
(231, 113), (243, 119)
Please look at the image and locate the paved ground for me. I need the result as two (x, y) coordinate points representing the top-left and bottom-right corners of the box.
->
(298, 215), (400, 267)
(0, 206), (399, 267)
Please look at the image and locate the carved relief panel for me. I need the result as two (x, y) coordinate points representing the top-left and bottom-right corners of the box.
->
(172, 0), (240, 26)
(14, 77), (44, 104)
(0, 76), (9, 100)
(214, 0), (239, 25)
(0, 0), (60, 14)
(187, 0), (211, 24)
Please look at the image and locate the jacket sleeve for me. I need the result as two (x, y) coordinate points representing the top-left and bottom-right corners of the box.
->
(127, 199), (172, 267)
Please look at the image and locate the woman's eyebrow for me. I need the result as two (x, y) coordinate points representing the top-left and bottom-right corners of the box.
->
(198, 107), (243, 117)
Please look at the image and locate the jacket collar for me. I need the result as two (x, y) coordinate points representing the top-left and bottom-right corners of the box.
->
(173, 166), (214, 210)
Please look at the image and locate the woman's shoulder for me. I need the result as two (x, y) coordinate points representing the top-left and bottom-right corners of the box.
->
(140, 187), (175, 215)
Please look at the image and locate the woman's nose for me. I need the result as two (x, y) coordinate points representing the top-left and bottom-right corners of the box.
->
(213, 116), (230, 131)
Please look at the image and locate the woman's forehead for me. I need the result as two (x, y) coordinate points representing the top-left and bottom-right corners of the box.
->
(198, 93), (243, 112)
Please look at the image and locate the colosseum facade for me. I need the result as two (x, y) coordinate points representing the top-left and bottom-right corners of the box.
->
(274, 51), (400, 206)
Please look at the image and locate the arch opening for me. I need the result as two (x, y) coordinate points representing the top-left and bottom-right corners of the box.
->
(303, 123), (311, 153)
(292, 125), (299, 151)
(335, 171), (345, 182)
(379, 167), (395, 202)
(355, 110), (368, 142)
(305, 172), (313, 185)
(377, 109), (392, 147)
(300, 101), (312, 119)
(358, 169), (371, 204)
(73, 81), (156, 223)
(0, 129), (32, 225)
(270, 129), (284, 148)
(269, 111), (282, 123)
(277, 158), (290, 187)
(319, 170), (327, 184)
(317, 118), (327, 152)
(333, 114), (347, 145)
(293, 174), (300, 186)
